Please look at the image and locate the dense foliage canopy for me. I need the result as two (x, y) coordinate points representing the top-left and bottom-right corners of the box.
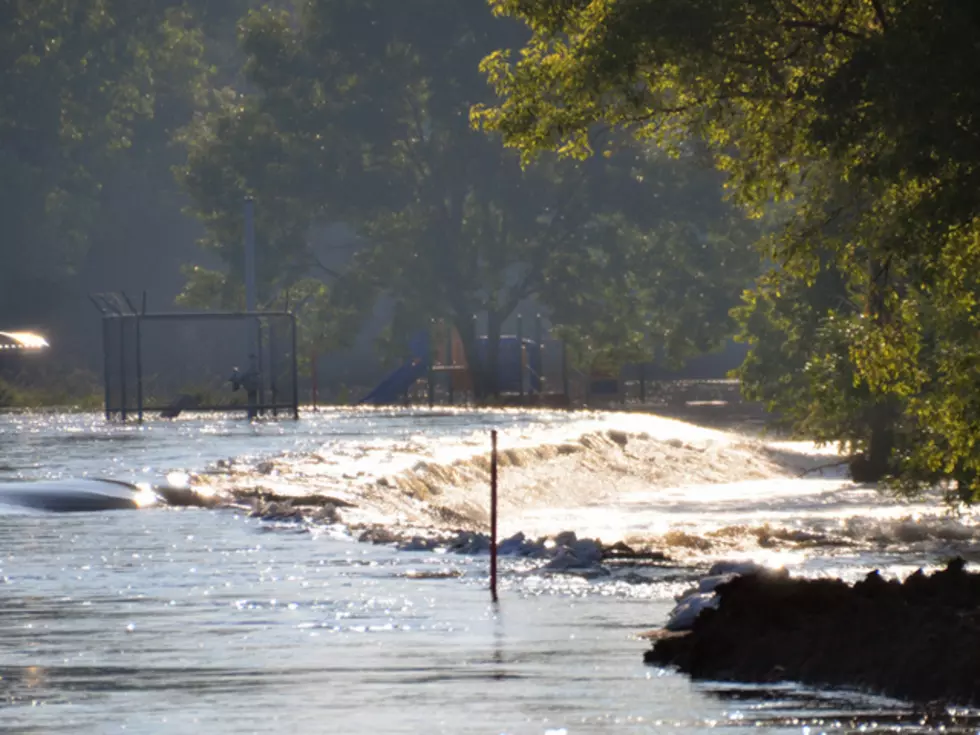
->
(178, 0), (759, 395)
(0, 0), (257, 358)
(477, 0), (980, 494)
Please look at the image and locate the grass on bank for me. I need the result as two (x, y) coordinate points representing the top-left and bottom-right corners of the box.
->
(0, 371), (104, 411)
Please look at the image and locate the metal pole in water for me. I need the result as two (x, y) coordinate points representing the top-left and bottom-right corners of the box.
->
(472, 313), (479, 404)
(490, 429), (499, 603)
(311, 352), (318, 412)
(257, 324), (266, 415)
(445, 320), (454, 405)
(428, 319), (436, 408)
(135, 315), (144, 423)
(101, 317), (111, 421)
(137, 291), (147, 423)
(290, 315), (300, 420)
(118, 317), (128, 422)
(561, 340), (569, 402)
(244, 197), (259, 419)
(516, 314), (524, 401)
(269, 322), (279, 418)
(535, 313), (544, 399)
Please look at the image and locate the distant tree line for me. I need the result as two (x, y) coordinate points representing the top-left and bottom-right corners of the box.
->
(0, 0), (262, 358)
(2, 0), (756, 398)
(176, 0), (760, 398)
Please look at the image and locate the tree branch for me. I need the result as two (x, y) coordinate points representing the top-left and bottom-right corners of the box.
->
(310, 254), (344, 280)
(402, 92), (434, 183)
(798, 459), (849, 477)
(505, 169), (591, 304)
(708, 41), (805, 67)
(780, 19), (865, 39)
(872, 254), (892, 285)
(868, 0), (889, 30)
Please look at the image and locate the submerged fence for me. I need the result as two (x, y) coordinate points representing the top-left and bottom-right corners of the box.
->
(93, 294), (299, 421)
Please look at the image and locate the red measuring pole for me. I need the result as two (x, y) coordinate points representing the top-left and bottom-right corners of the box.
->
(490, 429), (499, 603)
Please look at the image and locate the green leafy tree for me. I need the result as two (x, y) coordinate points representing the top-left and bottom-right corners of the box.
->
(537, 146), (763, 372)
(478, 0), (980, 496)
(180, 0), (758, 398)
(0, 0), (222, 337)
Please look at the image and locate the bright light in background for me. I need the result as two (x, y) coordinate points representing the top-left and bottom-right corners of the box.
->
(0, 331), (50, 350)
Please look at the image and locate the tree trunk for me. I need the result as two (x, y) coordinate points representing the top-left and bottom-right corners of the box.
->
(852, 257), (895, 482)
(851, 400), (895, 482)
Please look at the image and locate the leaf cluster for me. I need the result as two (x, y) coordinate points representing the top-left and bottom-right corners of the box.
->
(481, 0), (980, 498)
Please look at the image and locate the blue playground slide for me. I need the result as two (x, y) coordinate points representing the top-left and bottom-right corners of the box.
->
(357, 330), (545, 404)
(358, 358), (429, 405)
(359, 331), (431, 405)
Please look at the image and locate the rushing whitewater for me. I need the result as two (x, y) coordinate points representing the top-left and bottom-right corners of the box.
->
(135, 408), (980, 566)
(4, 408), (976, 564)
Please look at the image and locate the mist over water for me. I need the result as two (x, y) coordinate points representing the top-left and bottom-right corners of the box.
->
(2, 409), (978, 733)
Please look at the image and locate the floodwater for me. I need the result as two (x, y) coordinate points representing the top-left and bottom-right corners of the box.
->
(1, 410), (978, 734)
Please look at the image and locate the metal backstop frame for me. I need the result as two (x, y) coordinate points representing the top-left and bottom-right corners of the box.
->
(92, 293), (299, 422)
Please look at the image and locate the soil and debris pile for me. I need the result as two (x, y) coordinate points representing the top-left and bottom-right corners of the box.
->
(646, 559), (980, 705)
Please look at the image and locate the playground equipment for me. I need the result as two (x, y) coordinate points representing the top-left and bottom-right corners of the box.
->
(357, 332), (432, 405)
(357, 316), (569, 406)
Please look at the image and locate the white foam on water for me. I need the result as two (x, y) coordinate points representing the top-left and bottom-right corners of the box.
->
(186, 409), (980, 565)
(11, 408), (972, 567)
(195, 412), (775, 520)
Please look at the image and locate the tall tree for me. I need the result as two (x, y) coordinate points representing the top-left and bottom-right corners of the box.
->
(0, 0), (278, 381)
(0, 1), (222, 349)
(478, 0), (980, 495)
(180, 0), (758, 397)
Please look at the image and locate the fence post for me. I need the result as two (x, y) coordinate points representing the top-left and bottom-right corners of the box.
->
(428, 319), (436, 407)
(102, 317), (112, 421)
(269, 321), (279, 417)
(446, 320), (455, 405)
(516, 314), (524, 400)
(118, 317), (128, 422)
(534, 313), (544, 398)
(244, 197), (259, 419)
(290, 315), (300, 420)
(137, 291), (146, 422)
(311, 352), (318, 412)
(135, 315), (144, 423)
(561, 341), (569, 403)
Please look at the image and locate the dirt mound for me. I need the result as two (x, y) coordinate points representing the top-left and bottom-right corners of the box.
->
(646, 559), (980, 705)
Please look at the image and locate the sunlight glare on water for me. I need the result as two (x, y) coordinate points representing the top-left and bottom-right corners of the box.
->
(1, 410), (977, 733)
(0, 510), (929, 735)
